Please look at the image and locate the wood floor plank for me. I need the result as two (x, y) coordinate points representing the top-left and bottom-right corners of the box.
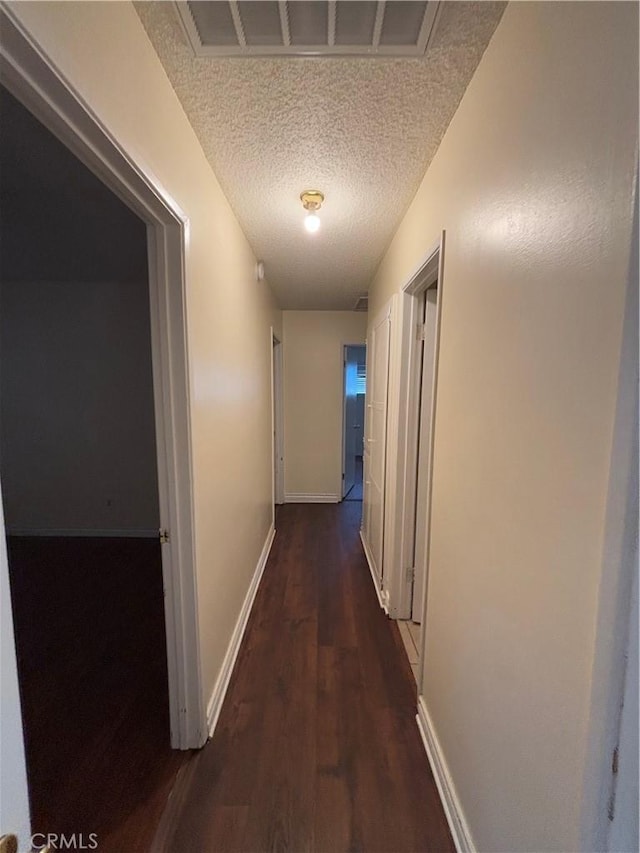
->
(6, 536), (191, 853)
(157, 502), (455, 853)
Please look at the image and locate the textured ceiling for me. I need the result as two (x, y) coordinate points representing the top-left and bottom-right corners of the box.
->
(135, 2), (505, 309)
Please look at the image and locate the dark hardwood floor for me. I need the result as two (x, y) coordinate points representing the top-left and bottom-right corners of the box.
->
(6, 536), (191, 852)
(155, 502), (454, 853)
(344, 456), (364, 501)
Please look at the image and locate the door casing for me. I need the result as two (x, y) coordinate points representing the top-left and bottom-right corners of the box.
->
(0, 5), (205, 761)
(383, 235), (445, 653)
(411, 286), (439, 623)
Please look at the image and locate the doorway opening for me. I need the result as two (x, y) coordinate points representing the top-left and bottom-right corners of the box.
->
(409, 285), (438, 623)
(342, 345), (367, 501)
(0, 82), (192, 850)
(398, 284), (439, 681)
(382, 238), (443, 686)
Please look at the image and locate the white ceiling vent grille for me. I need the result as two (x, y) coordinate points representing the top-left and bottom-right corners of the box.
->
(175, 1), (442, 57)
(353, 295), (368, 312)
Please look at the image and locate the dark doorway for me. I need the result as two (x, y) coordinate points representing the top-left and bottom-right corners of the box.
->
(0, 85), (187, 851)
(343, 345), (366, 501)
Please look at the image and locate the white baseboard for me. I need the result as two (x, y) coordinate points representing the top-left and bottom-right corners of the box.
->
(381, 588), (390, 611)
(6, 527), (158, 538)
(284, 493), (340, 503)
(416, 695), (475, 853)
(359, 529), (389, 614)
(206, 524), (276, 737)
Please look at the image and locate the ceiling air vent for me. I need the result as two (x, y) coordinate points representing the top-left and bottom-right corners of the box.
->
(175, 1), (442, 58)
(353, 295), (368, 312)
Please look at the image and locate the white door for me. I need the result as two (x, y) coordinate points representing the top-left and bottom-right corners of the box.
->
(363, 302), (392, 587)
(0, 492), (31, 847)
(412, 287), (438, 622)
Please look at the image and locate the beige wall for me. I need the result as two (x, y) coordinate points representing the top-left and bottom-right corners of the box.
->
(368, 3), (638, 851)
(7, 1), (282, 709)
(283, 311), (367, 500)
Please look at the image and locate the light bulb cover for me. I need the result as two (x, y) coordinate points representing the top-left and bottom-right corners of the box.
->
(300, 190), (324, 234)
(304, 212), (321, 233)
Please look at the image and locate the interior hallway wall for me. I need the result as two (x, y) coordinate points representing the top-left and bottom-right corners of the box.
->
(283, 311), (367, 501)
(5, 0), (282, 717)
(1, 280), (159, 534)
(367, 2), (638, 851)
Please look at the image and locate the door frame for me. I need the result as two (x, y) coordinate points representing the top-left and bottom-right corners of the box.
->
(0, 6), (205, 750)
(411, 286), (439, 623)
(271, 331), (285, 515)
(384, 235), (445, 640)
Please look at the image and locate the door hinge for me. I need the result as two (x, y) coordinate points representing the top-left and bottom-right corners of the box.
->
(406, 566), (415, 582)
(417, 323), (426, 342)
(159, 528), (170, 545)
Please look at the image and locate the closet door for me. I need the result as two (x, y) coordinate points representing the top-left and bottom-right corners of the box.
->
(363, 301), (391, 588)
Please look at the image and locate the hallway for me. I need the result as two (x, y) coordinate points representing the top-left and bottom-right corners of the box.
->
(155, 502), (453, 852)
(1, 4), (637, 851)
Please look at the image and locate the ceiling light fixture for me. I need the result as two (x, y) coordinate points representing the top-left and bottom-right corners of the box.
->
(300, 190), (324, 234)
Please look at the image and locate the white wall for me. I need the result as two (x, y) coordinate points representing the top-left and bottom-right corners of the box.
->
(1, 280), (159, 534)
(283, 311), (367, 500)
(5, 0), (281, 720)
(368, 3), (638, 851)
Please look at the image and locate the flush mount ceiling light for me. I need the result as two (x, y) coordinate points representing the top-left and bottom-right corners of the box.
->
(300, 190), (324, 234)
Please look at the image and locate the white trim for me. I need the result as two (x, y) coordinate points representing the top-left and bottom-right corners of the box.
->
(415, 237), (446, 696)
(6, 528), (159, 539)
(206, 525), (276, 737)
(284, 493), (340, 504)
(359, 530), (389, 614)
(0, 5), (204, 750)
(402, 240), (442, 297)
(416, 696), (475, 853)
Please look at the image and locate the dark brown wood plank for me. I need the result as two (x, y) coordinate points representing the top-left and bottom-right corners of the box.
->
(157, 502), (455, 853)
(6, 536), (191, 853)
